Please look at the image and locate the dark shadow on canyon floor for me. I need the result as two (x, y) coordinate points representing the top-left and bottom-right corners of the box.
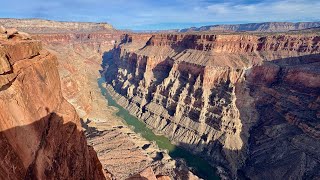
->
(0, 111), (104, 179)
(100, 41), (320, 179)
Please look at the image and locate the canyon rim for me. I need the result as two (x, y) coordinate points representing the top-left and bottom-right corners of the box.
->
(0, 1), (320, 180)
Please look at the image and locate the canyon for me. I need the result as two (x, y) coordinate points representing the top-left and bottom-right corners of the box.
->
(0, 19), (196, 179)
(0, 18), (319, 180)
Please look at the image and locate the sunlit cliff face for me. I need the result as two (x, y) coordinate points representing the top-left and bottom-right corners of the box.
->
(104, 33), (320, 177)
(0, 28), (105, 180)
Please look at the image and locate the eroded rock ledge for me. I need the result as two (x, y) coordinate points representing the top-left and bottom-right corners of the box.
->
(104, 33), (320, 179)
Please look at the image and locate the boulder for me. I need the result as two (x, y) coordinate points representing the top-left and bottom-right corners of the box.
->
(6, 28), (18, 37)
(0, 25), (6, 34)
(127, 167), (157, 180)
(156, 175), (171, 180)
(0, 53), (11, 74)
(16, 31), (32, 40)
(0, 34), (7, 40)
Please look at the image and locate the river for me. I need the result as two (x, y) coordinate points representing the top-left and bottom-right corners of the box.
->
(98, 77), (219, 180)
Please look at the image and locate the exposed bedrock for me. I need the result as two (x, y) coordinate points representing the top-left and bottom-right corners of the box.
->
(0, 29), (105, 179)
(104, 33), (320, 179)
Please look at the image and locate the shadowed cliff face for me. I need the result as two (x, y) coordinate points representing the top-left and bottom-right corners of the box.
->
(0, 113), (105, 180)
(103, 33), (320, 178)
(0, 28), (106, 179)
(240, 55), (320, 179)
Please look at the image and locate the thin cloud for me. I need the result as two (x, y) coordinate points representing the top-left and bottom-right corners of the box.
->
(204, 0), (320, 22)
(0, 0), (319, 30)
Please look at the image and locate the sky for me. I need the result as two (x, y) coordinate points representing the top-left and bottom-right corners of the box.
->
(0, 0), (319, 30)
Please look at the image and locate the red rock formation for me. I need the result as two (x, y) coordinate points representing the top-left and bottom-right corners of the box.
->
(0, 28), (106, 179)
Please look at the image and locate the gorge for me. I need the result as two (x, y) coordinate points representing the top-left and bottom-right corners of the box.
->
(0, 18), (319, 180)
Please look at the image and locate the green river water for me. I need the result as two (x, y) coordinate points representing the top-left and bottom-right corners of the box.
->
(98, 77), (219, 180)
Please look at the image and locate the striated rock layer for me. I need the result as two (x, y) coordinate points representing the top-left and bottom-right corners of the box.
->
(104, 33), (320, 179)
(0, 28), (106, 179)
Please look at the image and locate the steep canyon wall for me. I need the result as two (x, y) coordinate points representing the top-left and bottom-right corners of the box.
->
(104, 33), (320, 179)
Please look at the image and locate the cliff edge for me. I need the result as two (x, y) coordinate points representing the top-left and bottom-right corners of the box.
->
(0, 26), (106, 179)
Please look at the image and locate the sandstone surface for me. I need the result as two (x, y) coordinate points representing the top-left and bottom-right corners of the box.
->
(0, 30), (106, 179)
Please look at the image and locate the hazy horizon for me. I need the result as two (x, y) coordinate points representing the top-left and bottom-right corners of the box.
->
(1, 0), (319, 30)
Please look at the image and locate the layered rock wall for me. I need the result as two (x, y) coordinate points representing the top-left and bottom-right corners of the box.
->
(104, 33), (320, 178)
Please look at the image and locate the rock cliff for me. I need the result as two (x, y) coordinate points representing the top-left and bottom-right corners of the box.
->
(0, 27), (106, 179)
(104, 32), (320, 179)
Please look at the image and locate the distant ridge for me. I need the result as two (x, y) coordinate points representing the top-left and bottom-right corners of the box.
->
(0, 18), (115, 33)
(180, 22), (320, 32)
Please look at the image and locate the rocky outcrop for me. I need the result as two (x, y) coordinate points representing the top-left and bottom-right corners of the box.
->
(104, 32), (320, 178)
(127, 167), (171, 180)
(83, 117), (180, 179)
(180, 22), (320, 32)
(0, 27), (106, 179)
